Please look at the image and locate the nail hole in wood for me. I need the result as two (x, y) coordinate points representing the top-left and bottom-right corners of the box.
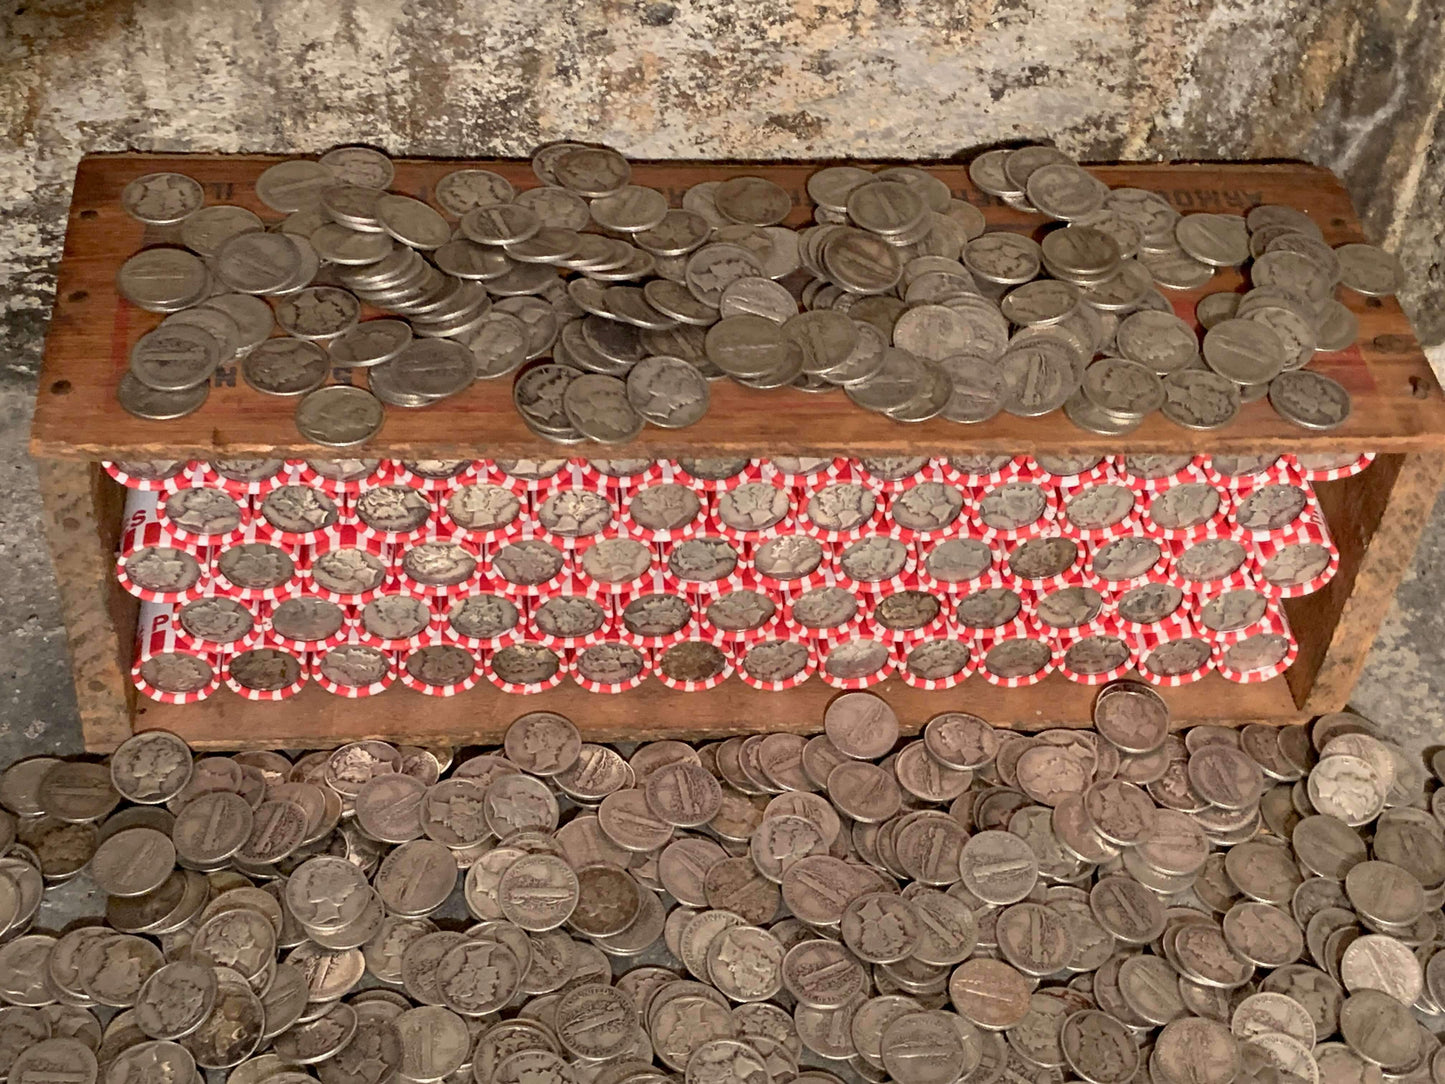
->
(50, 380), (72, 395)
(68, 290), (88, 303)
(79, 209), (98, 219)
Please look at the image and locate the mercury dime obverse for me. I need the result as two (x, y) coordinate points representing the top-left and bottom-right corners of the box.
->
(1270, 369), (1352, 431)
(110, 731), (193, 805)
(1308, 755), (1386, 827)
(134, 961), (216, 1041)
(1061, 1009), (1139, 1084)
(503, 713), (582, 777)
(434, 168), (515, 215)
(295, 386), (385, 448)
(1161, 369), (1241, 430)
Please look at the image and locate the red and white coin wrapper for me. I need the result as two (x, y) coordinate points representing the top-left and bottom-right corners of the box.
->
(113, 455), (1355, 699)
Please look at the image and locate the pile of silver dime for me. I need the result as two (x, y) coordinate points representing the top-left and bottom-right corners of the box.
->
(0, 691), (1441, 1084)
(113, 143), (1397, 444)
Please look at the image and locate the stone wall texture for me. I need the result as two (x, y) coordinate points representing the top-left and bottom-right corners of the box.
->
(4, 0), (1444, 369)
(1, 0), (1443, 742)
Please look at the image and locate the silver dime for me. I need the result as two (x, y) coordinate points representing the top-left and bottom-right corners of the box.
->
(1334, 243), (1402, 296)
(241, 338), (329, 396)
(295, 386), (384, 447)
(116, 375), (209, 422)
(999, 340), (1078, 417)
(627, 354), (710, 427)
(435, 169), (516, 216)
(1161, 369), (1241, 430)
(1270, 369), (1352, 431)
(1176, 213), (1250, 266)
(562, 374), (644, 443)
(122, 171), (205, 224)
(715, 175), (793, 226)
(215, 232), (303, 295)
(1203, 319), (1287, 384)
(328, 319), (412, 369)
(129, 324), (219, 392)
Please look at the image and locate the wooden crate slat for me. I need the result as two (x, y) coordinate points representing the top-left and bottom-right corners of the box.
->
(131, 670), (1304, 753)
(30, 154), (1445, 460)
(35, 462), (137, 750)
(1287, 451), (1445, 714)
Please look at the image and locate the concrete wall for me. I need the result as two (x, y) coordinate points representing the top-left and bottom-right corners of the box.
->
(1, 0), (1443, 743)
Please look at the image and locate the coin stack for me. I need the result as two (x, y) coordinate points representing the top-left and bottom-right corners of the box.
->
(113, 142), (1397, 442)
(0, 695), (1440, 1084)
(109, 451), (1368, 704)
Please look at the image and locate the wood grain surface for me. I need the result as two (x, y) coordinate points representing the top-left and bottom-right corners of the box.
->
(1288, 452), (1445, 714)
(35, 462), (137, 750)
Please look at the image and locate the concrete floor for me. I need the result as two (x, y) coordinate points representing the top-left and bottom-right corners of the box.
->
(4, 0), (1445, 764)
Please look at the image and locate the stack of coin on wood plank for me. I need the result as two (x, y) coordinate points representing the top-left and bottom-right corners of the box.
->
(114, 143), (1394, 442)
(108, 451), (1362, 704)
(0, 695), (1440, 1084)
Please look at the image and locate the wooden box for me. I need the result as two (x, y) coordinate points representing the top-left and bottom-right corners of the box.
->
(30, 155), (1445, 750)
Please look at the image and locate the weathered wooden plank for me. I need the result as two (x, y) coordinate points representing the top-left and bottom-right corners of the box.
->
(136, 670), (1306, 751)
(1287, 451), (1445, 714)
(35, 461), (136, 751)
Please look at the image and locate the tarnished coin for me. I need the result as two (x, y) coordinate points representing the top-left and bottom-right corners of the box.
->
(646, 762), (723, 828)
(1308, 755), (1386, 827)
(949, 958), (1031, 1030)
(116, 373), (210, 420)
(295, 386), (385, 448)
(1270, 369), (1352, 431)
(823, 692), (899, 760)
(503, 713), (582, 776)
(123, 171), (205, 225)
(110, 731), (193, 805)
(1062, 1009), (1140, 1084)
(134, 961), (216, 1041)
(626, 354), (710, 428)
(1161, 369), (1241, 430)
(960, 830), (1038, 905)
(10, 1039), (98, 1084)
(1334, 243), (1402, 297)
(89, 828), (175, 897)
(1338, 989), (1418, 1071)
(393, 1004), (471, 1079)
(328, 319), (412, 368)
(1203, 319), (1287, 384)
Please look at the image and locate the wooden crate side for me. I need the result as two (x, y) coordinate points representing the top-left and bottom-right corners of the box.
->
(35, 461), (136, 751)
(1285, 452), (1445, 713)
(137, 670), (1305, 751)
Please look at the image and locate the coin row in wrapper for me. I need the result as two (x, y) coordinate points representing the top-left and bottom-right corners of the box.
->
(114, 468), (1343, 600)
(117, 459), (1345, 547)
(150, 558), (1305, 650)
(103, 451), (1376, 495)
(133, 590), (1299, 704)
